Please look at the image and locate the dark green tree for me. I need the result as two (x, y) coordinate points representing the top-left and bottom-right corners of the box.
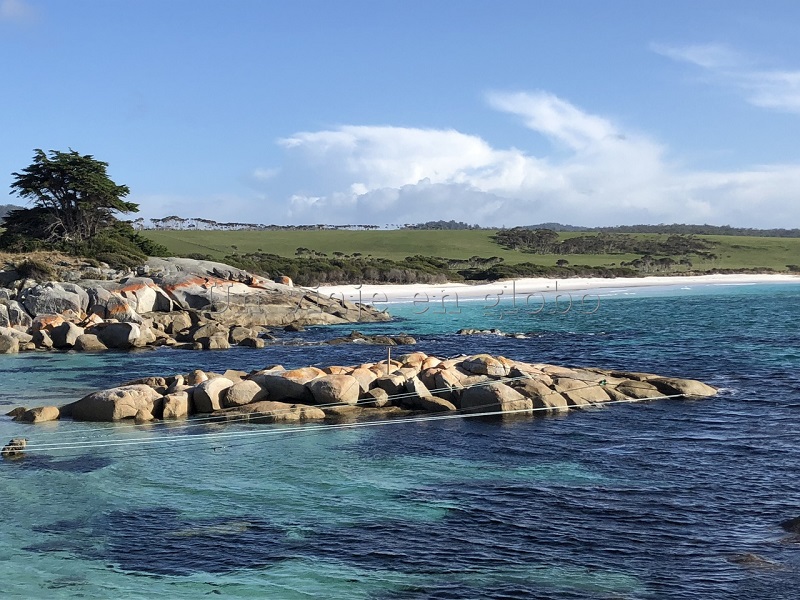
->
(7, 149), (138, 244)
(1, 149), (167, 267)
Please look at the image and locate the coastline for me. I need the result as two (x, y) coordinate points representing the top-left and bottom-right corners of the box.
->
(315, 273), (800, 303)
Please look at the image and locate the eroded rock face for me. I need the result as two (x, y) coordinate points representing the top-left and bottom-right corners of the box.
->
(20, 283), (86, 317)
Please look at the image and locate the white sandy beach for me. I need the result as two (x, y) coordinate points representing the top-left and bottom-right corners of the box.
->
(313, 273), (800, 304)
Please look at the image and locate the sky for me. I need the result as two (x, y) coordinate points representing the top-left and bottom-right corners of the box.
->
(2, 0), (800, 228)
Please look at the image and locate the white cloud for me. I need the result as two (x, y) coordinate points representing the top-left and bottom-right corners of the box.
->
(0, 0), (35, 22)
(742, 70), (800, 112)
(251, 167), (280, 181)
(651, 42), (745, 69)
(259, 91), (800, 228)
(654, 42), (800, 115)
(487, 91), (619, 150)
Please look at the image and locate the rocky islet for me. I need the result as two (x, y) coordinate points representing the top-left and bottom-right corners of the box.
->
(6, 351), (718, 429)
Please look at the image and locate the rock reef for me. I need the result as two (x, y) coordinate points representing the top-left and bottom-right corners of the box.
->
(0, 257), (389, 354)
(10, 352), (718, 426)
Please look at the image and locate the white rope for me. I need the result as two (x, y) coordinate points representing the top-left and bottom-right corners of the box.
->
(11, 374), (667, 442)
(14, 387), (694, 455)
(11, 373), (539, 439)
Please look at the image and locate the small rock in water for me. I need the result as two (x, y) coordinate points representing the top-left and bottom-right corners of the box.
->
(5, 407), (27, 418)
(725, 552), (783, 569)
(2, 437), (27, 459)
(780, 516), (800, 534)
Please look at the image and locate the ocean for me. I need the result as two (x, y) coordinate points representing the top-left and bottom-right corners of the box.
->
(1, 281), (799, 599)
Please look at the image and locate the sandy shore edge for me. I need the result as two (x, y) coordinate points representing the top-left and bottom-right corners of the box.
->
(312, 274), (800, 303)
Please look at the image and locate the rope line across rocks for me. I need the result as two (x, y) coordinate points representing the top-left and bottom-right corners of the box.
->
(9, 376), (702, 456)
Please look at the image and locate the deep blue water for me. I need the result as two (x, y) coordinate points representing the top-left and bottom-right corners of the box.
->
(1, 281), (800, 599)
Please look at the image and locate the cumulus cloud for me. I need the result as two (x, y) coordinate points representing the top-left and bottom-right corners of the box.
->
(654, 42), (800, 114)
(259, 91), (800, 228)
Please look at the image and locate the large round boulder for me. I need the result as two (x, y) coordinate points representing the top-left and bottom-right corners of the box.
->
(194, 378), (235, 413)
(50, 321), (85, 349)
(162, 391), (191, 419)
(66, 384), (163, 421)
(73, 333), (108, 352)
(306, 374), (361, 405)
(460, 382), (532, 414)
(460, 354), (511, 377)
(93, 322), (142, 349)
(116, 277), (174, 313)
(249, 367), (323, 402)
(223, 380), (269, 407)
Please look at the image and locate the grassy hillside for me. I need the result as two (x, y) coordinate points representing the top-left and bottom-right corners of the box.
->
(141, 229), (800, 272)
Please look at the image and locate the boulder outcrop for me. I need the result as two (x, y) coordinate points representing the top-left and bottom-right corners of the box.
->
(25, 353), (718, 425)
(0, 257), (391, 355)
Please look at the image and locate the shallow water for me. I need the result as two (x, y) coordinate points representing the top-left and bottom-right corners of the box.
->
(1, 281), (800, 598)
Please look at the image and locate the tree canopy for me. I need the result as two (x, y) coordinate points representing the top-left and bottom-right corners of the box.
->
(1, 149), (167, 267)
(8, 149), (138, 244)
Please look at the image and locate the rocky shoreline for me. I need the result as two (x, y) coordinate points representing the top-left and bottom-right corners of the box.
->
(6, 352), (717, 428)
(0, 257), (389, 354)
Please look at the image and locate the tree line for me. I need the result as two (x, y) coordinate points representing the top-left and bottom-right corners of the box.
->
(493, 228), (719, 256)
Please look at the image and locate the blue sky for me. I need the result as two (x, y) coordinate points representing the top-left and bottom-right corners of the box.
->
(2, 0), (800, 227)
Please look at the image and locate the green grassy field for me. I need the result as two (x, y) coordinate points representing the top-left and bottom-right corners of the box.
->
(140, 229), (800, 272)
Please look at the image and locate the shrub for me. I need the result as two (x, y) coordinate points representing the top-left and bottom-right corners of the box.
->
(15, 258), (56, 281)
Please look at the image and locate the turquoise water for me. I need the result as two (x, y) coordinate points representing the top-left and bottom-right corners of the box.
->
(2, 281), (800, 598)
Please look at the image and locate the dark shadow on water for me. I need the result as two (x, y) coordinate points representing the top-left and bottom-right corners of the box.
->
(11, 454), (114, 473)
(28, 508), (293, 576)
